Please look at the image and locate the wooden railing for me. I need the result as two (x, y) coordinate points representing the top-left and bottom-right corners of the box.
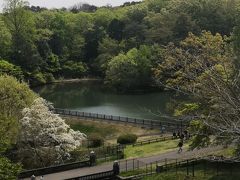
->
(53, 108), (188, 130)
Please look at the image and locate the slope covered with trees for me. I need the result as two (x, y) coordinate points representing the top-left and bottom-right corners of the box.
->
(1, 0), (239, 89)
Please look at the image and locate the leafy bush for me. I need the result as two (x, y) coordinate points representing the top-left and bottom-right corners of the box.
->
(44, 73), (55, 83)
(88, 133), (104, 148)
(0, 60), (23, 80)
(62, 61), (88, 78)
(117, 134), (137, 145)
(30, 72), (46, 86)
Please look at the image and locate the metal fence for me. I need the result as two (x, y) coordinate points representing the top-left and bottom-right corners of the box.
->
(117, 156), (240, 179)
(71, 144), (125, 162)
(18, 160), (90, 179)
(53, 108), (188, 131)
(132, 136), (173, 147)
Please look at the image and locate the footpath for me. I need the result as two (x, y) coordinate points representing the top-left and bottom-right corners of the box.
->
(23, 146), (222, 180)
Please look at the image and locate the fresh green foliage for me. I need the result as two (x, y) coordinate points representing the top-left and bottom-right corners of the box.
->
(0, 75), (36, 120)
(105, 45), (159, 91)
(0, 75), (36, 178)
(0, 60), (23, 79)
(1, 0), (239, 88)
(0, 17), (12, 59)
(154, 31), (232, 89)
(0, 75), (36, 151)
(0, 157), (21, 180)
(62, 61), (87, 78)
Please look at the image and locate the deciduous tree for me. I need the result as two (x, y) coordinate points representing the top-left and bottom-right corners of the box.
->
(18, 98), (86, 168)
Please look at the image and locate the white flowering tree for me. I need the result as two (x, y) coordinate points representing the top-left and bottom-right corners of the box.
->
(18, 98), (86, 168)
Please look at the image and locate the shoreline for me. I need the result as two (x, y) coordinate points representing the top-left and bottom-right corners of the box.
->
(53, 78), (103, 83)
(31, 77), (103, 88)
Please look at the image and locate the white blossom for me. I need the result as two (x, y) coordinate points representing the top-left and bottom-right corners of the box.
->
(18, 98), (86, 167)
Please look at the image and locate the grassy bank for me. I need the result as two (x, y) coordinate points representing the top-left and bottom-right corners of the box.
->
(124, 139), (189, 159)
(64, 116), (161, 143)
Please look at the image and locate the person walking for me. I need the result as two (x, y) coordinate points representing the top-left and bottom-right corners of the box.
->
(40, 176), (44, 180)
(178, 140), (183, 153)
(113, 160), (120, 175)
(30, 175), (36, 180)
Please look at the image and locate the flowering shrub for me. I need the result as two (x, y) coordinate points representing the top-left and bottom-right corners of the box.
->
(18, 98), (86, 168)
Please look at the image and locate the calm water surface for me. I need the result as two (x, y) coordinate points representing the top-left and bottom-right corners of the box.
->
(34, 81), (181, 120)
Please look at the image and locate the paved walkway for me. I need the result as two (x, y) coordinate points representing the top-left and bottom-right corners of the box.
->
(22, 146), (222, 180)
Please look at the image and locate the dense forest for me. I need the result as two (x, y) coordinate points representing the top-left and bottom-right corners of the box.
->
(1, 0), (240, 91)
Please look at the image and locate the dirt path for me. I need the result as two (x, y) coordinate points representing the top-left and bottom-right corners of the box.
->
(22, 146), (222, 180)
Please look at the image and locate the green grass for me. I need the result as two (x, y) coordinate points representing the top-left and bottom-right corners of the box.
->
(211, 147), (235, 157)
(124, 139), (189, 158)
(120, 163), (240, 180)
(143, 172), (240, 180)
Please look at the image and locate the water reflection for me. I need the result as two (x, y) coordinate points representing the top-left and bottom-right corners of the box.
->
(34, 81), (181, 120)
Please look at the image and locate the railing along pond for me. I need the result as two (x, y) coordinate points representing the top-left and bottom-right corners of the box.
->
(53, 108), (188, 130)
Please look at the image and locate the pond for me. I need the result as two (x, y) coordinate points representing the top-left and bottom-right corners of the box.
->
(34, 81), (182, 120)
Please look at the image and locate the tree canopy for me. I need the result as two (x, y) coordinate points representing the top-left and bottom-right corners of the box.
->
(0, 0), (239, 88)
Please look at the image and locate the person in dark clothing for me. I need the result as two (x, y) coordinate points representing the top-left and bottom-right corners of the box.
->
(178, 140), (183, 153)
(89, 151), (96, 166)
(113, 161), (120, 175)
